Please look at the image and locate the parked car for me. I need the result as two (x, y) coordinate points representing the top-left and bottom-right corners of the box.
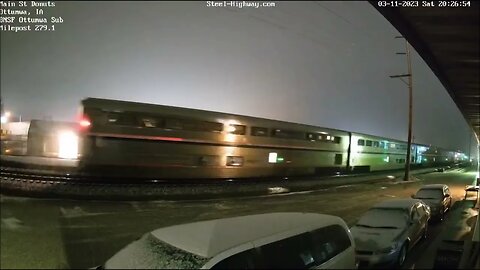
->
(351, 199), (430, 268)
(412, 184), (452, 221)
(97, 212), (356, 269)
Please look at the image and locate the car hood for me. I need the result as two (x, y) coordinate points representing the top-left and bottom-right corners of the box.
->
(351, 226), (404, 251)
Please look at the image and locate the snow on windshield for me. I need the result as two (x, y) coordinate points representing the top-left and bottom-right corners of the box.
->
(416, 189), (443, 199)
(104, 233), (208, 269)
(357, 208), (409, 228)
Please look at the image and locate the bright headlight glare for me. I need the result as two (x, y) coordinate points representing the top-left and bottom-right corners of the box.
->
(58, 131), (79, 159)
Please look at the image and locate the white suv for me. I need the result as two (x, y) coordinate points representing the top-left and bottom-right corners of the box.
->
(99, 212), (356, 269)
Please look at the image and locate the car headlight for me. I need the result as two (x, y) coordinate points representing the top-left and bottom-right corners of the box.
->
(377, 243), (398, 254)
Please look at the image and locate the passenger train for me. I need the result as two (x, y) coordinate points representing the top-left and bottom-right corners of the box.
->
(72, 98), (467, 179)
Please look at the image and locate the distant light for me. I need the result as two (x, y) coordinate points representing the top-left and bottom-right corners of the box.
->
(269, 152), (278, 163)
(58, 131), (79, 159)
(4, 111), (11, 117)
(268, 187), (289, 194)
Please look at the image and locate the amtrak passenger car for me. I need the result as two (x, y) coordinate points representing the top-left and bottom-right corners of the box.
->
(76, 98), (465, 179)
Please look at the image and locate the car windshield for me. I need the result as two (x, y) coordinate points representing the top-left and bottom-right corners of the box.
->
(356, 208), (409, 229)
(415, 189), (443, 199)
(104, 233), (208, 269)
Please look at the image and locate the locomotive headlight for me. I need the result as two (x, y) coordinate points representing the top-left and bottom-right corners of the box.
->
(58, 130), (79, 159)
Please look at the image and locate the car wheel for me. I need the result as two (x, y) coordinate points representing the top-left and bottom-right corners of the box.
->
(397, 243), (407, 267)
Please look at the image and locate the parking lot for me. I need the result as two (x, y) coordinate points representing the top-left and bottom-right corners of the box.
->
(1, 167), (478, 269)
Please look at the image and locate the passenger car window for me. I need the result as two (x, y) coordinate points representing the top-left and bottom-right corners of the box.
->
(211, 249), (258, 269)
(358, 139), (365, 146)
(310, 225), (351, 265)
(251, 127), (269, 136)
(228, 124), (246, 135)
(258, 233), (314, 269)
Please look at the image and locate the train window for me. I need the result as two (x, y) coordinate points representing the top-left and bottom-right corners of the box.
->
(226, 156), (244, 166)
(379, 142), (385, 148)
(110, 112), (137, 126)
(357, 139), (365, 146)
(390, 143), (396, 148)
(227, 124), (246, 135)
(373, 141), (379, 147)
(333, 136), (341, 144)
(251, 127), (269, 137)
(140, 117), (163, 128)
(165, 118), (223, 133)
(306, 133), (316, 141)
(365, 140), (372, 147)
(199, 155), (220, 166)
(271, 129), (305, 140)
(106, 112), (120, 124)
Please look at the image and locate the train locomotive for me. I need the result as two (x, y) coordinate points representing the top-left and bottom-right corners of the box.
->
(73, 98), (467, 179)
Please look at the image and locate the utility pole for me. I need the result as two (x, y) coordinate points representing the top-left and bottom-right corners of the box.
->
(390, 36), (413, 181)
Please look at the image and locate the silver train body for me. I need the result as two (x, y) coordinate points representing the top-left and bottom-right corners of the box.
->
(76, 98), (466, 179)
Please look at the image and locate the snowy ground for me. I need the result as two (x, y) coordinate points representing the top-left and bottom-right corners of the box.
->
(1, 167), (478, 269)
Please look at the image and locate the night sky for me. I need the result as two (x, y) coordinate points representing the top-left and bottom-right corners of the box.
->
(0, 1), (477, 155)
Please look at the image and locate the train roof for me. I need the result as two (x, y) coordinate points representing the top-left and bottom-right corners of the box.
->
(82, 97), (350, 134)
